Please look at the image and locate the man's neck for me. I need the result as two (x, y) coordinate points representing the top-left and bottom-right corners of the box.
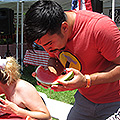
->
(65, 11), (76, 38)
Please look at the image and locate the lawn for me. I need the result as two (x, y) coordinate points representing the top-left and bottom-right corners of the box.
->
(21, 65), (77, 105)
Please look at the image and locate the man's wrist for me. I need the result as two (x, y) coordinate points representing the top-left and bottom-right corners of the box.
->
(85, 75), (91, 88)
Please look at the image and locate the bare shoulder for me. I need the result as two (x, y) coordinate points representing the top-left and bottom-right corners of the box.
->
(16, 79), (38, 96)
(17, 79), (33, 88)
(14, 80), (44, 111)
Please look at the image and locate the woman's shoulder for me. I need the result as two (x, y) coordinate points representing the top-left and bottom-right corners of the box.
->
(15, 79), (41, 103)
(16, 79), (37, 94)
(17, 79), (33, 87)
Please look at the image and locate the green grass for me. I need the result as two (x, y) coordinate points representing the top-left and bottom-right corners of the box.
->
(21, 65), (76, 105)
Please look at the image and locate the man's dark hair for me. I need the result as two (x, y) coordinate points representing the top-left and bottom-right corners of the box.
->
(24, 0), (66, 49)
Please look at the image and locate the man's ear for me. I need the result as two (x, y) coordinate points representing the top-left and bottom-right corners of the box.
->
(61, 21), (68, 35)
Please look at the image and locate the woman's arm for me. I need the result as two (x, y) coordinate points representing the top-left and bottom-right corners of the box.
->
(0, 98), (51, 120)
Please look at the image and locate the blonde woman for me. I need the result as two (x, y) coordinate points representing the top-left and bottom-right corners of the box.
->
(0, 57), (51, 120)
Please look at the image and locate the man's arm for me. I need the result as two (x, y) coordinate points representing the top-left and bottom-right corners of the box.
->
(51, 56), (120, 91)
(90, 55), (120, 86)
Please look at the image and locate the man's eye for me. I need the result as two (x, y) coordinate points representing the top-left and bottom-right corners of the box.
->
(43, 41), (52, 46)
(49, 42), (52, 45)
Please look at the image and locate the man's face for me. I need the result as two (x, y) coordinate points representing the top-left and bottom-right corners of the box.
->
(36, 33), (67, 54)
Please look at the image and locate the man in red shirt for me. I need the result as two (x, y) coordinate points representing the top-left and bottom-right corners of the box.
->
(24, 0), (120, 119)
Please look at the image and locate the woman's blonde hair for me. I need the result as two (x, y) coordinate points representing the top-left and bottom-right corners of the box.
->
(4, 57), (21, 85)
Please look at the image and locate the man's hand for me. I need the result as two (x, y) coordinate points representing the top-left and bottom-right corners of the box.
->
(51, 68), (86, 91)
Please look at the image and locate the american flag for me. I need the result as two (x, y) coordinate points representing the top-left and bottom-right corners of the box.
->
(71, 0), (79, 10)
(71, 0), (92, 11)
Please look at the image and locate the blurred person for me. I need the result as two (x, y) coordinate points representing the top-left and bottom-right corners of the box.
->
(0, 57), (51, 120)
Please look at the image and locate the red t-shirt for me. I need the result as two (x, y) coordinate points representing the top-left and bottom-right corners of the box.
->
(54, 10), (120, 103)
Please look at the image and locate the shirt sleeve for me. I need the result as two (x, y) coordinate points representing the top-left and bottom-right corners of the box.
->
(94, 16), (120, 61)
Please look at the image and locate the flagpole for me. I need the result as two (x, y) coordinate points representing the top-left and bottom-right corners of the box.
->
(20, 0), (24, 72)
(16, 1), (19, 61)
(112, 0), (115, 21)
